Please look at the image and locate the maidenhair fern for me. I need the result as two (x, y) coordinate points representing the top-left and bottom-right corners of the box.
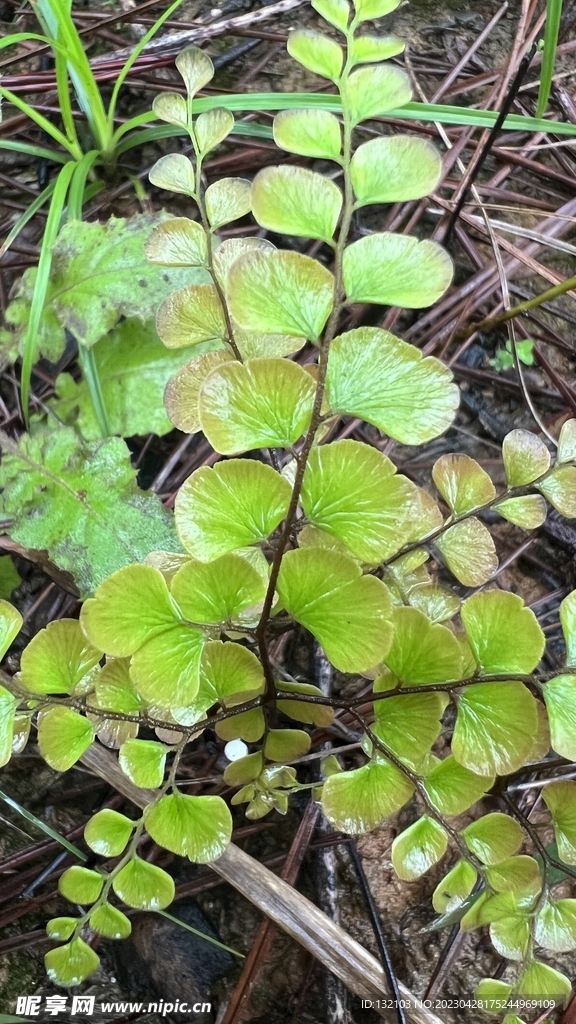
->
(2, 0), (576, 1012)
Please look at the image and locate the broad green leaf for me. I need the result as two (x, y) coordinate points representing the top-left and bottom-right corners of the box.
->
(424, 756), (493, 815)
(0, 686), (17, 768)
(561, 590), (576, 664)
(277, 548), (393, 672)
(223, 751), (263, 786)
(45, 939), (100, 988)
(538, 465), (576, 517)
(0, 600), (22, 659)
(59, 866), (104, 905)
(354, 0), (400, 20)
(432, 860), (477, 913)
(165, 350), (233, 433)
(199, 641), (265, 707)
(321, 759), (413, 833)
(176, 45), (214, 96)
(50, 320), (205, 440)
(194, 108), (234, 154)
(227, 250), (333, 341)
(212, 237), (275, 289)
(80, 564), (178, 656)
(312, 0), (350, 30)
(351, 34), (405, 64)
(119, 738), (168, 788)
(149, 154), (195, 195)
(156, 283), (227, 349)
(343, 233), (452, 307)
(10, 712), (30, 757)
(460, 892), (491, 931)
(344, 64), (412, 125)
(84, 809), (134, 857)
(391, 816), (448, 880)
(1, 214), (207, 361)
(544, 675), (576, 759)
(453, 682), (538, 776)
(145, 792), (232, 862)
(89, 904), (132, 940)
(435, 518), (497, 586)
(199, 357), (316, 454)
(205, 178), (252, 230)
(152, 93), (187, 128)
(502, 428), (550, 485)
(38, 706), (95, 771)
(373, 692), (448, 773)
(264, 728), (311, 761)
(130, 624), (205, 707)
(236, 326), (306, 360)
(517, 960), (571, 1002)
(432, 454), (495, 515)
(0, 429), (180, 598)
(487, 856), (542, 895)
(252, 166), (342, 242)
(20, 619), (101, 695)
(92, 658), (145, 715)
(46, 918), (77, 941)
(558, 418), (576, 463)
(535, 898), (576, 952)
(475, 978), (513, 1009)
(484, 901), (533, 960)
(462, 590), (545, 673)
(326, 328), (458, 443)
(298, 523), (354, 557)
(494, 494), (547, 529)
(463, 813), (523, 865)
(145, 217), (207, 267)
(216, 706), (265, 742)
(543, 781), (576, 864)
(171, 553), (266, 624)
(287, 30), (343, 81)
(175, 459), (291, 561)
(383, 606), (463, 684)
(407, 585), (460, 623)
(0, 558), (21, 599)
(351, 136), (441, 205)
(276, 681), (334, 726)
(301, 440), (420, 561)
(112, 857), (175, 910)
(273, 108), (342, 160)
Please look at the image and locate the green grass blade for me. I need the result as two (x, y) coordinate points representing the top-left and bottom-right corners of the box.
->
(106, 0), (186, 135)
(0, 179), (56, 259)
(53, 37), (80, 152)
(188, 93), (576, 135)
(536, 0), (563, 117)
(156, 910), (244, 957)
(114, 121), (273, 156)
(67, 148), (100, 219)
(0, 84), (80, 157)
(0, 29), (56, 50)
(34, 0), (110, 151)
(20, 160), (77, 423)
(0, 141), (68, 162)
(0, 788), (88, 861)
(77, 346), (111, 438)
(121, 94), (576, 137)
(65, 152), (111, 436)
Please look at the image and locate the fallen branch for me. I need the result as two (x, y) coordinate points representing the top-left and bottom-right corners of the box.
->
(91, 0), (305, 63)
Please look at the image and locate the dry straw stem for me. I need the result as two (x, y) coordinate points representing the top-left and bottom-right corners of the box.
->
(80, 743), (444, 1024)
(91, 0), (305, 63)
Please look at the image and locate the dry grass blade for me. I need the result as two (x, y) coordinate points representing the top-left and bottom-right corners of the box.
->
(79, 744), (445, 1024)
